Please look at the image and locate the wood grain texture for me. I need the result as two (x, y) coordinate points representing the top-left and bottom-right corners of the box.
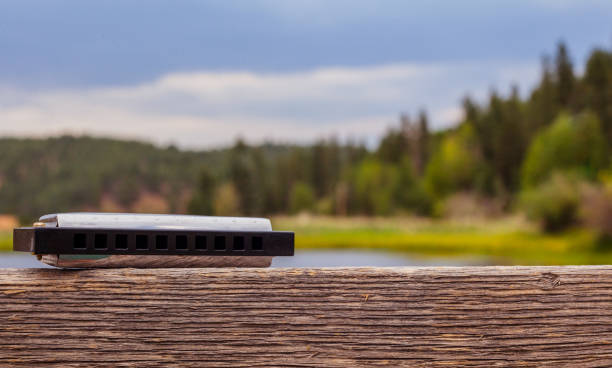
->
(1, 266), (612, 367)
(39, 254), (272, 268)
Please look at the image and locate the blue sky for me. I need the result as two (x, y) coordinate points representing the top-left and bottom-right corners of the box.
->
(0, 0), (611, 147)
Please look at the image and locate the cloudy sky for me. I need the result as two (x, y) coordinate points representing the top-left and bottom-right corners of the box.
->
(0, 1), (611, 148)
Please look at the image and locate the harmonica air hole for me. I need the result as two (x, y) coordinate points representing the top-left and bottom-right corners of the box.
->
(155, 235), (168, 250)
(252, 236), (263, 251)
(94, 234), (107, 249)
(136, 235), (148, 250)
(195, 236), (207, 250)
(73, 233), (87, 249)
(233, 236), (245, 251)
(175, 235), (187, 250)
(214, 236), (226, 251)
(115, 234), (128, 250)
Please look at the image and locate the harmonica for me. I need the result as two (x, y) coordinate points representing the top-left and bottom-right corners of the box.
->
(13, 213), (294, 268)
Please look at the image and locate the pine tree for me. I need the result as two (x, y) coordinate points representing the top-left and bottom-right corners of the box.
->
(497, 86), (527, 191)
(377, 114), (411, 163)
(187, 168), (216, 215)
(527, 56), (559, 133)
(555, 42), (575, 108)
(584, 49), (612, 141)
(228, 139), (257, 215)
(413, 110), (430, 175)
(462, 96), (480, 122)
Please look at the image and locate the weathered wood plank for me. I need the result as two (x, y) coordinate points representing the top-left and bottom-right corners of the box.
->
(1, 266), (612, 367)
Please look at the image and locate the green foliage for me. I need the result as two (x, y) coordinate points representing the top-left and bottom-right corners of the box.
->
(424, 124), (482, 198)
(228, 140), (263, 216)
(376, 112), (431, 173)
(521, 112), (607, 188)
(273, 216), (605, 265)
(395, 158), (431, 215)
(583, 49), (612, 140)
(377, 129), (409, 164)
(342, 156), (431, 216)
(415, 110), (431, 175)
(314, 197), (334, 215)
(0, 135), (224, 222)
(187, 168), (216, 215)
(520, 173), (581, 232)
(213, 182), (240, 216)
(289, 182), (315, 214)
(310, 139), (345, 197)
(227, 140), (263, 215)
(555, 42), (576, 107)
(0, 42), (611, 225)
(0, 231), (11, 252)
(353, 159), (399, 215)
(527, 57), (559, 133)
(465, 85), (535, 196)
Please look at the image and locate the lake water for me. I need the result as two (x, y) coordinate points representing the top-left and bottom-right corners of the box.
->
(0, 250), (489, 268)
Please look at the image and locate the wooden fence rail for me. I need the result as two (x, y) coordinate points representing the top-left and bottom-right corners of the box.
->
(1, 266), (612, 367)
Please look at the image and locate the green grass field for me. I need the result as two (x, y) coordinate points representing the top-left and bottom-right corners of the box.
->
(3, 215), (611, 265)
(272, 215), (612, 265)
(0, 231), (11, 252)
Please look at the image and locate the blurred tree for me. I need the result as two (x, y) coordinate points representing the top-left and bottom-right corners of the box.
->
(583, 49), (612, 141)
(526, 56), (559, 134)
(273, 147), (310, 212)
(311, 138), (342, 197)
(413, 110), (430, 175)
(289, 181), (315, 214)
(353, 159), (399, 215)
(114, 178), (139, 206)
(462, 96), (480, 124)
(1, 39), (612, 222)
(519, 173), (581, 232)
(493, 87), (527, 192)
(250, 147), (274, 214)
(472, 94), (495, 164)
(227, 139), (270, 215)
(396, 157), (432, 215)
(213, 182), (240, 216)
(555, 42), (575, 108)
(187, 168), (216, 215)
(227, 139), (251, 214)
(378, 112), (430, 176)
(521, 112), (607, 188)
(377, 115), (411, 164)
(333, 181), (350, 216)
(424, 124), (483, 199)
(469, 88), (528, 195)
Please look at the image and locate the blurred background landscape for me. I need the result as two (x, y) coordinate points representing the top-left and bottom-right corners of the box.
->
(1, 1), (612, 266)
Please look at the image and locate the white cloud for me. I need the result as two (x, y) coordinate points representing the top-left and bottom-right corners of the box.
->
(0, 61), (539, 149)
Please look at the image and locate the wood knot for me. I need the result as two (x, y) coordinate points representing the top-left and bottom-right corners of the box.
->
(540, 272), (561, 289)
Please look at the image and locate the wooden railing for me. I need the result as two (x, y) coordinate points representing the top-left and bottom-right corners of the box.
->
(1, 266), (612, 367)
